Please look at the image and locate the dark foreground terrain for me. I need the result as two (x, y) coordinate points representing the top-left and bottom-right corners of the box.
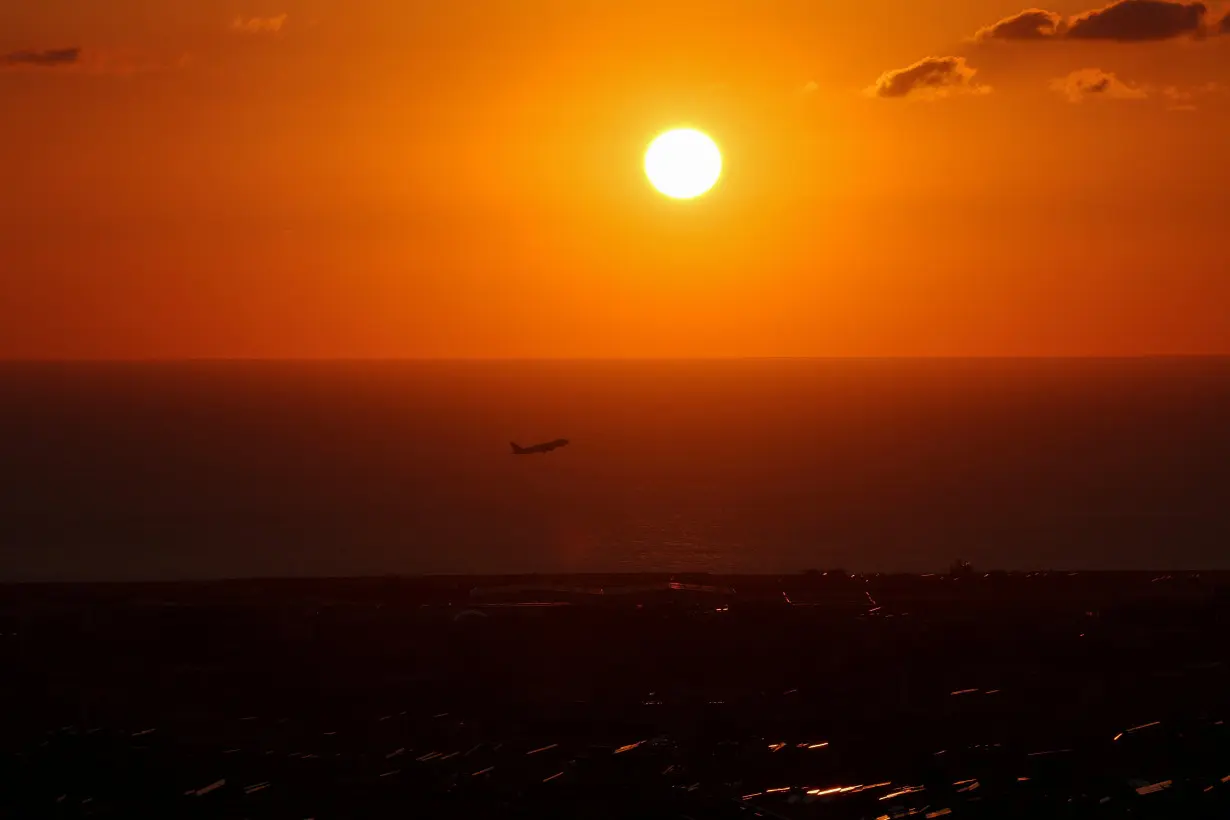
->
(3, 571), (1230, 819)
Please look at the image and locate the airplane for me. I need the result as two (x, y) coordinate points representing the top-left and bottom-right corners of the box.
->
(511, 438), (569, 455)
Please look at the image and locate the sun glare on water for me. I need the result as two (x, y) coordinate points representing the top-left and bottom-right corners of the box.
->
(644, 128), (722, 199)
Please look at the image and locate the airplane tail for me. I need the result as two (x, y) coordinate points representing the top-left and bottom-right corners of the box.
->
(510, 442), (527, 454)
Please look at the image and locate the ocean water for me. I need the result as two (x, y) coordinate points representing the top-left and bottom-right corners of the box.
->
(0, 358), (1227, 582)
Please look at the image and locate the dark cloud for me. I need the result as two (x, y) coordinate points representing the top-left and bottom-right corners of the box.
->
(869, 56), (990, 99)
(1, 47), (189, 75)
(975, 9), (1064, 40)
(0, 47), (81, 68)
(1221, 11), (1230, 32)
(1051, 68), (1148, 101)
(1066, 0), (1206, 41)
(975, 1), (1211, 43)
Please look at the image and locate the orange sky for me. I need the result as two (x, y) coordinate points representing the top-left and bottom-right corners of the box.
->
(2, 0), (1228, 358)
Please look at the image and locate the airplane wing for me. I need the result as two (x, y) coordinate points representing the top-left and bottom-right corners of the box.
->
(512, 439), (568, 454)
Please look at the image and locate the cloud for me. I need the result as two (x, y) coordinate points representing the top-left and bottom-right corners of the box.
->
(868, 56), (990, 99)
(1162, 80), (1223, 108)
(1222, 10), (1230, 31)
(975, 9), (1064, 40)
(230, 13), (288, 34)
(0, 47), (81, 68)
(975, 1), (1211, 43)
(1051, 68), (1149, 101)
(0, 47), (189, 75)
(1066, 0), (1207, 40)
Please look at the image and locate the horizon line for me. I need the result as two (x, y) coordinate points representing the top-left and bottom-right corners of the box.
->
(4, 568), (1229, 586)
(3, 354), (1230, 364)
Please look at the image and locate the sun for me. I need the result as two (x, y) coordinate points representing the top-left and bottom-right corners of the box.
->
(644, 128), (722, 199)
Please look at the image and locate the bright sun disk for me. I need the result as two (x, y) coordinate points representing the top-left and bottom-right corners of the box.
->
(644, 128), (721, 199)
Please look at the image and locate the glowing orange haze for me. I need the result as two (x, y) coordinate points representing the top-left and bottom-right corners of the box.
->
(2, 0), (1228, 358)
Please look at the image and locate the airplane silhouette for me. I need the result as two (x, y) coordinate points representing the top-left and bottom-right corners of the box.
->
(511, 439), (569, 455)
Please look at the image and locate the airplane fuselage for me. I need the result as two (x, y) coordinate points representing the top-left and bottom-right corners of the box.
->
(511, 439), (569, 455)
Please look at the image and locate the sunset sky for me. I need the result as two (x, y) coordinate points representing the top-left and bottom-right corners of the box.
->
(3, 0), (1228, 358)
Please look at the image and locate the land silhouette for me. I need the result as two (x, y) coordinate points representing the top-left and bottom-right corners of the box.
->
(3, 569), (1230, 818)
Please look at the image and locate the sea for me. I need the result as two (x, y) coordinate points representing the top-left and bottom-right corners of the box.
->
(0, 358), (1227, 582)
